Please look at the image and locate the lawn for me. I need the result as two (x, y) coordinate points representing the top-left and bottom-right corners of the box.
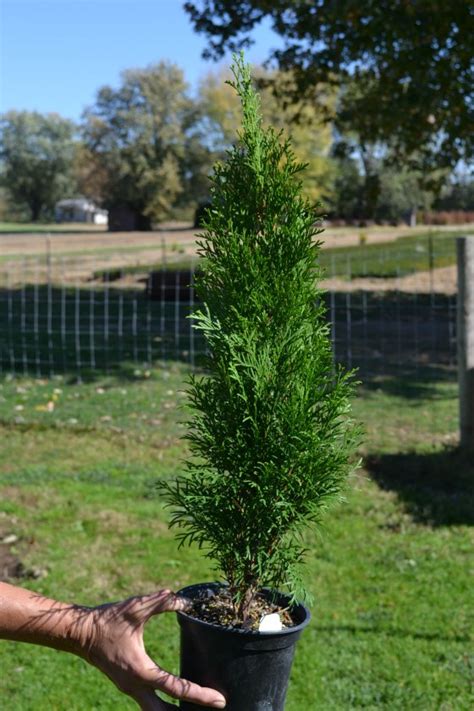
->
(0, 364), (472, 709)
(320, 229), (473, 279)
(0, 222), (106, 234)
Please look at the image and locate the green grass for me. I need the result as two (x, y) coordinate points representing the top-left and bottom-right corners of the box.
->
(0, 365), (472, 709)
(0, 222), (105, 234)
(320, 229), (474, 278)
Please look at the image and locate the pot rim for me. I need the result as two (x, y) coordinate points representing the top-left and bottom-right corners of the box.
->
(176, 581), (311, 637)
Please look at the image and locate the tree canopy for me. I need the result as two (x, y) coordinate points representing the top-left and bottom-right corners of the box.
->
(184, 1), (474, 172)
(0, 111), (77, 221)
(198, 66), (335, 204)
(82, 62), (197, 226)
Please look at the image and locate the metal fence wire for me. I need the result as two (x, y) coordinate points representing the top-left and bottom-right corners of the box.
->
(0, 242), (458, 383)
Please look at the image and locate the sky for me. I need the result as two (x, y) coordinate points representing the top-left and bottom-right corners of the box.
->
(0, 0), (282, 121)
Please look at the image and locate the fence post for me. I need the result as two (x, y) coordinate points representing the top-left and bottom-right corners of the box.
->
(457, 236), (474, 450)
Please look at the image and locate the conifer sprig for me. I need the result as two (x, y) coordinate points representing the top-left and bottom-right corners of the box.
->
(158, 54), (360, 622)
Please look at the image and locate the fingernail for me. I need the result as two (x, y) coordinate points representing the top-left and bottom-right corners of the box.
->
(213, 702), (226, 709)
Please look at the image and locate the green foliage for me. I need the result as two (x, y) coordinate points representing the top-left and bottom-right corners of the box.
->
(158, 56), (359, 619)
(198, 65), (335, 204)
(330, 147), (435, 223)
(434, 173), (474, 211)
(0, 111), (77, 221)
(376, 168), (434, 224)
(185, 0), (473, 173)
(82, 63), (198, 224)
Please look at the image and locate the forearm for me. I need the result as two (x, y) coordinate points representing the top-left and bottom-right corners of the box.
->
(0, 583), (227, 709)
(0, 581), (92, 657)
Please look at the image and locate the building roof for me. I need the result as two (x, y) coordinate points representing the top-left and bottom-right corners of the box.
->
(55, 198), (108, 215)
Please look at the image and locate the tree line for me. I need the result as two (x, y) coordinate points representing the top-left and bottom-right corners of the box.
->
(1, 61), (472, 228)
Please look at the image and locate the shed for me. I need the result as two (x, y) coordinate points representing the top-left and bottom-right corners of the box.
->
(108, 205), (152, 231)
(55, 198), (108, 225)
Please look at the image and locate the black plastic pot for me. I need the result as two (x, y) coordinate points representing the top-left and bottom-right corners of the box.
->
(176, 582), (311, 711)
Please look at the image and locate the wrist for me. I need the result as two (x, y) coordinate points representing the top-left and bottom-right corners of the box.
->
(59, 604), (98, 658)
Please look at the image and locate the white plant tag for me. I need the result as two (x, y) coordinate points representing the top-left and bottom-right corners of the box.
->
(258, 612), (282, 632)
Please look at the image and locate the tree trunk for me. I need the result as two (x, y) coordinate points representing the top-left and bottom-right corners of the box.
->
(359, 143), (380, 221)
(30, 200), (42, 222)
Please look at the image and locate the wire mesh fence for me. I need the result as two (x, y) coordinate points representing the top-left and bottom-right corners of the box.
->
(0, 235), (459, 383)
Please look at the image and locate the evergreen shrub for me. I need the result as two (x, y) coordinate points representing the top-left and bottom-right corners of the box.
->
(158, 55), (360, 623)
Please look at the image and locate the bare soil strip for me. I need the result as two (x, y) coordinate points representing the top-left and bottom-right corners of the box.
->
(0, 223), (465, 295)
(322, 265), (457, 295)
(1, 222), (469, 259)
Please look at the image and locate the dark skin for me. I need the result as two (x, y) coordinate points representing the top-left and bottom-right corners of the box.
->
(0, 582), (226, 710)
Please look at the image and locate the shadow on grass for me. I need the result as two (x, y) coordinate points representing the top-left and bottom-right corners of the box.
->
(365, 447), (474, 527)
(0, 284), (206, 380)
(0, 281), (457, 384)
(361, 368), (457, 400)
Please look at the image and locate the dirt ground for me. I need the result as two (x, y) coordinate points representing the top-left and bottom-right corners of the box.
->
(322, 265), (458, 295)
(0, 222), (465, 295)
(0, 221), (468, 259)
(0, 516), (24, 581)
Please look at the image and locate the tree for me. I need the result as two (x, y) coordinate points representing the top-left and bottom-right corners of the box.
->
(198, 67), (242, 155)
(72, 142), (109, 207)
(82, 62), (196, 228)
(174, 117), (216, 216)
(434, 173), (474, 211)
(199, 66), (335, 205)
(376, 168), (433, 224)
(329, 143), (435, 224)
(158, 55), (358, 623)
(329, 156), (364, 222)
(0, 111), (77, 221)
(184, 1), (473, 172)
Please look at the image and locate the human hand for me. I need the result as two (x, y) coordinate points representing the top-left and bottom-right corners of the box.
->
(81, 589), (226, 710)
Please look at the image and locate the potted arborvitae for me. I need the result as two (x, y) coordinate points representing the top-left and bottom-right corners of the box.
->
(158, 55), (359, 711)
